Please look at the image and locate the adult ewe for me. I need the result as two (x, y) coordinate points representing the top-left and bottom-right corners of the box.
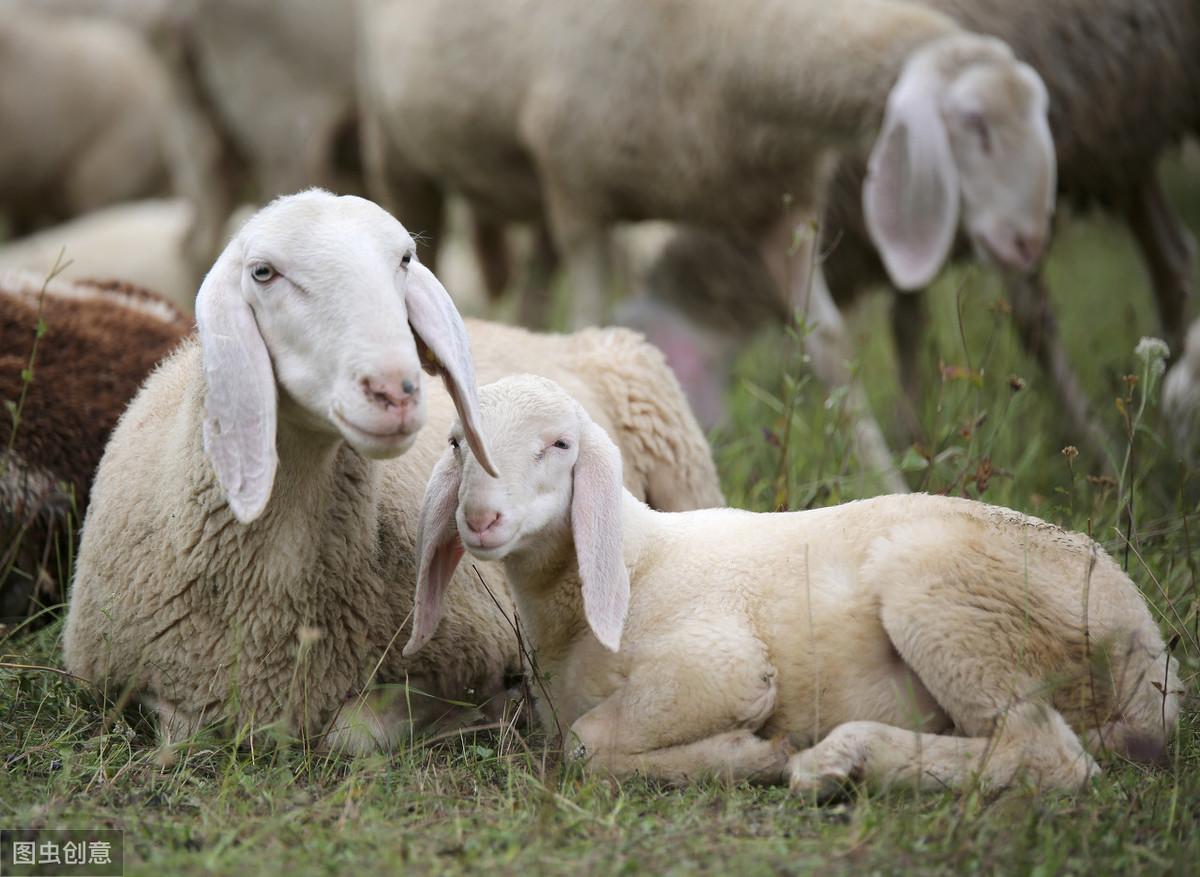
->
(408, 375), (1179, 794)
(64, 190), (720, 751)
(359, 0), (1056, 491)
(1, 272), (190, 630)
(628, 0), (1200, 453)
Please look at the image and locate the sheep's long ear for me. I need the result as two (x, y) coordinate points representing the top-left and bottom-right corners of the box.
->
(571, 420), (629, 652)
(405, 261), (499, 477)
(196, 245), (278, 524)
(864, 71), (960, 290)
(403, 450), (465, 657)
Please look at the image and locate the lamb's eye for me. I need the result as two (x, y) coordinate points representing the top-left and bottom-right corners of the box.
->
(449, 436), (460, 450)
(401, 252), (413, 267)
(251, 263), (276, 283)
(552, 440), (570, 450)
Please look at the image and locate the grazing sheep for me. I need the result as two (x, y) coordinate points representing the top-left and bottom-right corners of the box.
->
(63, 190), (721, 752)
(628, 0), (1200, 451)
(407, 375), (1179, 795)
(1164, 319), (1200, 461)
(360, 0), (1056, 492)
(1, 271), (189, 630)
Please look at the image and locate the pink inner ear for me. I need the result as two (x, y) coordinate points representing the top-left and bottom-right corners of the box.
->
(404, 450), (465, 656)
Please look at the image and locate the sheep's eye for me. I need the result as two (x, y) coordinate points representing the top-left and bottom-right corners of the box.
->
(449, 436), (460, 450)
(401, 252), (413, 267)
(251, 263), (276, 283)
(552, 439), (570, 450)
(965, 112), (991, 154)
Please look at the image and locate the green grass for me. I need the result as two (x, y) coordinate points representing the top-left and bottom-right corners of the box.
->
(3, 154), (1200, 875)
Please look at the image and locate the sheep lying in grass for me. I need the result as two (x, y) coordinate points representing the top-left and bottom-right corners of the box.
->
(1, 271), (190, 631)
(406, 375), (1179, 794)
(64, 190), (721, 752)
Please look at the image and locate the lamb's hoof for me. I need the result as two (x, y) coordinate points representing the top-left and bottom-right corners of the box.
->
(787, 750), (852, 802)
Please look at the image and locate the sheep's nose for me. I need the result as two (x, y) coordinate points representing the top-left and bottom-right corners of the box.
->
(1013, 232), (1045, 268)
(465, 508), (501, 536)
(361, 373), (418, 412)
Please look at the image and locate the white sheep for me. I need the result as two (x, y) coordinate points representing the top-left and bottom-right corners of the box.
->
(359, 0), (1057, 492)
(64, 190), (722, 752)
(1164, 319), (1200, 462)
(406, 374), (1179, 794)
(0, 199), (254, 315)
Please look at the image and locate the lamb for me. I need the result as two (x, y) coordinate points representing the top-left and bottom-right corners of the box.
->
(627, 0), (1200, 450)
(360, 0), (1056, 492)
(1164, 318), (1200, 462)
(63, 189), (722, 752)
(406, 374), (1179, 794)
(1, 270), (190, 631)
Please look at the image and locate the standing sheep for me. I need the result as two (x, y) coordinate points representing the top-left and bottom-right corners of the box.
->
(359, 0), (1057, 492)
(627, 0), (1200, 451)
(407, 375), (1179, 794)
(64, 190), (722, 751)
(1, 271), (190, 630)
(1164, 318), (1200, 461)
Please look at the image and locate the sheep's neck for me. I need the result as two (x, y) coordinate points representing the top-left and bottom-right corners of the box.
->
(500, 493), (656, 686)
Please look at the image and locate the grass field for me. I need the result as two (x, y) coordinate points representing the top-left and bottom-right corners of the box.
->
(3, 154), (1199, 876)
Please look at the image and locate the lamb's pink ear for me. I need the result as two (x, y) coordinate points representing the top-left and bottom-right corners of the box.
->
(864, 69), (960, 291)
(196, 244), (278, 524)
(571, 421), (629, 652)
(405, 261), (499, 477)
(403, 450), (465, 657)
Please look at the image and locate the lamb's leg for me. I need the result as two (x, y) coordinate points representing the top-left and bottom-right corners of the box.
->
(789, 706), (1096, 799)
(791, 542), (1104, 798)
(1002, 271), (1112, 464)
(1125, 173), (1196, 358)
(566, 628), (788, 784)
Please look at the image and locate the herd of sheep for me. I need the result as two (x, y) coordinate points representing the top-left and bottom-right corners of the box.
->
(1, 0), (1196, 796)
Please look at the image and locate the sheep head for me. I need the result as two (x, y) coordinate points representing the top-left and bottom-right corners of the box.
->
(864, 33), (1056, 289)
(404, 375), (630, 657)
(196, 188), (497, 524)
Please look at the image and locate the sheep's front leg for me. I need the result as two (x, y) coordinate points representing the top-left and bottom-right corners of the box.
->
(1125, 173), (1196, 358)
(564, 639), (789, 785)
(323, 680), (488, 755)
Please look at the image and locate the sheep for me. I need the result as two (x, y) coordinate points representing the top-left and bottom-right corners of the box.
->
(1164, 318), (1200, 461)
(406, 374), (1179, 795)
(63, 189), (722, 752)
(359, 0), (1057, 492)
(0, 12), (197, 234)
(625, 0), (1200, 451)
(0, 200), (254, 315)
(1, 270), (190, 631)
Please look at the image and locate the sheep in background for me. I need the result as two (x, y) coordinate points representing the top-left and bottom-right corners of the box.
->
(1164, 319), (1200, 461)
(1, 271), (189, 631)
(624, 0), (1200, 454)
(359, 0), (1056, 493)
(0, 13), (193, 232)
(64, 190), (721, 752)
(407, 375), (1179, 794)
(0, 200), (254, 315)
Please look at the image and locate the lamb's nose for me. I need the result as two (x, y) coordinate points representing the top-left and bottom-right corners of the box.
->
(465, 508), (501, 536)
(361, 373), (418, 411)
